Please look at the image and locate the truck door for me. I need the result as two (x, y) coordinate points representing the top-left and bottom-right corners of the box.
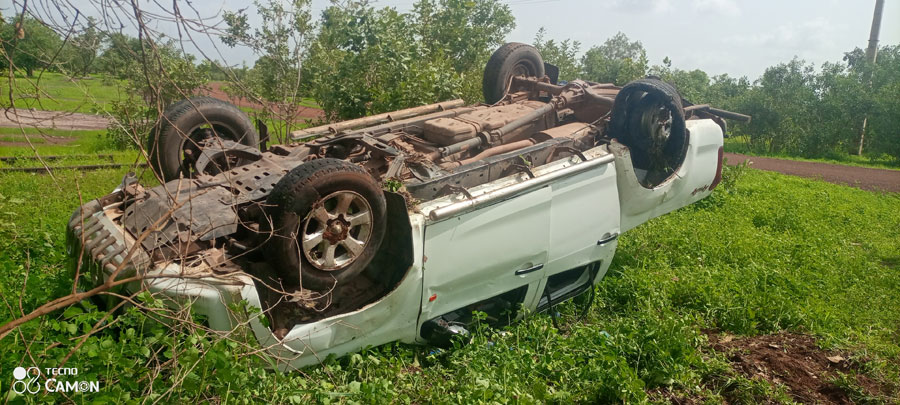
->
(418, 186), (551, 330)
(544, 158), (620, 277)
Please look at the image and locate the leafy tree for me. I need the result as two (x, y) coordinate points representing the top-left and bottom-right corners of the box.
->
(305, 2), (446, 119)
(303, 0), (512, 120)
(706, 74), (751, 110)
(412, 0), (515, 73)
(533, 27), (581, 82)
(96, 33), (140, 78)
(61, 17), (102, 77)
(581, 32), (648, 85)
(0, 16), (62, 76)
(736, 58), (820, 155)
(649, 59), (711, 102)
(223, 0), (315, 142)
(849, 45), (900, 160)
(413, 0), (514, 102)
(100, 34), (208, 148)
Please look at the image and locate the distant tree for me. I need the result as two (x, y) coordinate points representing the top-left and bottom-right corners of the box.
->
(649, 59), (711, 102)
(581, 32), (648, 85)
(95, 33), (140, 78)
(62, 17), (102, 76)
(223, 0), (314, 142)
(533, 27), (581, 82)
(100, 34), (208, 148)
(706, 74), (751, 109)
(96, 33), (205, 104)
(197, 59), (245, 82)
(736, 58), (820, 155)
(413, 0), (515, 71)
(846, 45), (900, 160)
(0, 16), (62, 77)
(303, 0), (513, 120)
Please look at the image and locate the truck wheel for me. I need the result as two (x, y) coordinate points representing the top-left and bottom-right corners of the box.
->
(609, 78), (687, 187)
(482, 43), (545, 104)
(148, 97), (259, 181)
(262, 159), (387, 290)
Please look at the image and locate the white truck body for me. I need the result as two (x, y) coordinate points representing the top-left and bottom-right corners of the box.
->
(68, 119), (723, 370)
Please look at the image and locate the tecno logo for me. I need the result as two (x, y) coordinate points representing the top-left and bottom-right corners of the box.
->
(12, 366), (100, 394)
(12, 367), (41, 395)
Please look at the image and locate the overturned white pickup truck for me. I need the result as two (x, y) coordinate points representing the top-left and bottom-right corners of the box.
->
(67, 43), (748, 369)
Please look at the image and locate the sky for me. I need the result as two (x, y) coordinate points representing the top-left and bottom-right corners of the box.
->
(9, 0), (900, 80)
(504, 0), (900, 78)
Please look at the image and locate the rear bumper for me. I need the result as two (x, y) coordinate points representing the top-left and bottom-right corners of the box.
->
(66, 189), (251, 332)
(64, 186), (421, 370)
(66, 193), (151, 287)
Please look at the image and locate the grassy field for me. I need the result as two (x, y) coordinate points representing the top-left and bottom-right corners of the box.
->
(0, 153), (898, 402)
(725, 135), (900, 171)
(0, 128), (141, 171)
(0, 72), (321, 117)
(0, 72), (126, 114)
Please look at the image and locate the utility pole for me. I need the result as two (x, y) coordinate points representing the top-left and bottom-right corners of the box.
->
(858, 0), (885, 156)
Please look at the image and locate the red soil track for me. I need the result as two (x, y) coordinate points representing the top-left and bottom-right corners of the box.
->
(200, 82), (325, 120)
(725, 153), (900, 193)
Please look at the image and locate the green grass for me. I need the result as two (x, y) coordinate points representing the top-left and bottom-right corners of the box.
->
(725, 135), (900, 171)
(0, 128), (143, 169)
(0, 163), (898, 402)
(0, 72), (127, 114)
(0, 128), (108, 155)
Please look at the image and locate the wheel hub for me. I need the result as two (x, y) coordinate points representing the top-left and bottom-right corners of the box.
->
(300, 191), (373, 271)
(323, 217), (350, 244)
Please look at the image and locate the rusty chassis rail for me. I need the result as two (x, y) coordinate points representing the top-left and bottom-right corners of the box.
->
(289, 99), (466, 141)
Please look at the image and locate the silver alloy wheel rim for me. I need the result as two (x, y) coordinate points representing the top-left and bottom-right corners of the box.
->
(300, 190), (373, 271)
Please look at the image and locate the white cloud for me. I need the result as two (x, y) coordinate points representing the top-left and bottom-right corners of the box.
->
(692, 0), (741, 16)
(608, 0), (675, 14)
(723, 17), (833, 53)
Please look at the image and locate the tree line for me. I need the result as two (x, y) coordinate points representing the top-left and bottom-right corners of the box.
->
(1, 1), (897, 161)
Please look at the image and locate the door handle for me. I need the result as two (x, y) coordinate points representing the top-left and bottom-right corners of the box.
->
(597, 232), (619, 245)
(515, 263), (544, 276)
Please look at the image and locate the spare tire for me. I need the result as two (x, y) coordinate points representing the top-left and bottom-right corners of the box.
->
(148, 97), (259, 181)
(482, 43), (545, 104)
(609, 78), (688, 188)
(262, 159), (387, 290)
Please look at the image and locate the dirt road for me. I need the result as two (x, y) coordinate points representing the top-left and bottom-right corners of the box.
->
(725, 153), (900, 193)
(201, 82), (325, 120)
(0, 108), (111, 130)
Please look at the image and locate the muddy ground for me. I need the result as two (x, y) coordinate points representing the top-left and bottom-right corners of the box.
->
(725, 153), (900, 193)
(713, 332), (891, 404)
(0, 108), (111, 131)
(654, 332), (894, 404)
(201, 82), (325, 120)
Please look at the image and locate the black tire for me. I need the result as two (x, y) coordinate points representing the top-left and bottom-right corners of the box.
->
(609, 78), (688, 187)
(262, 159), (387, 290)
(148, 97), (259, 181)
(482, 42), (545, 104)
